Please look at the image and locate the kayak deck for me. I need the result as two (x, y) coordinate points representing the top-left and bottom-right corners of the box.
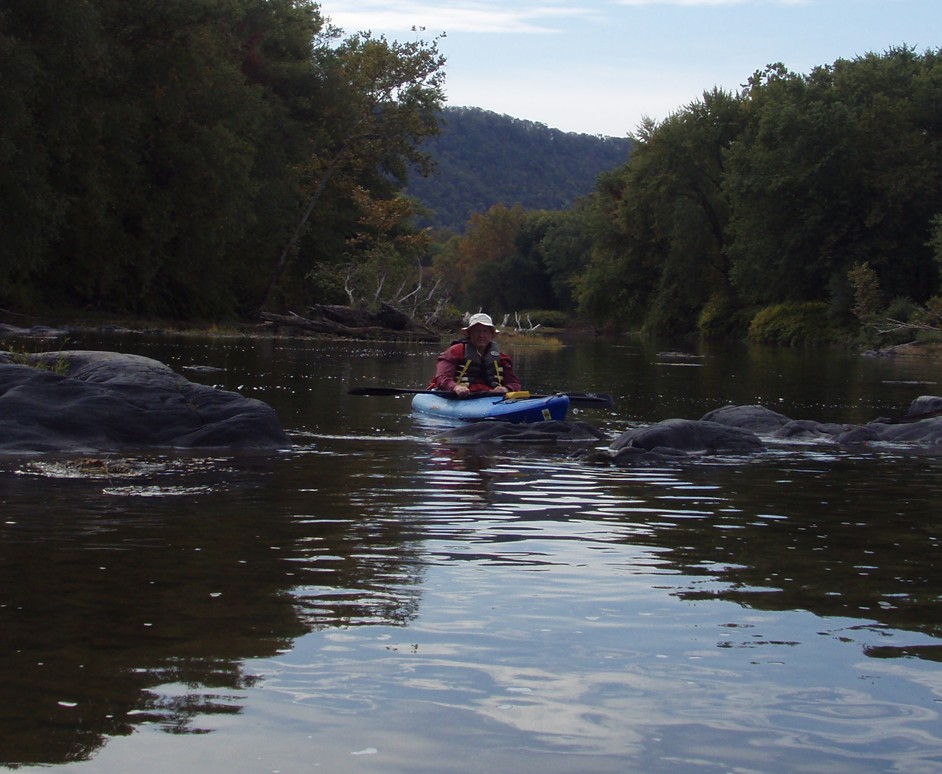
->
(411, 392), (570, 423)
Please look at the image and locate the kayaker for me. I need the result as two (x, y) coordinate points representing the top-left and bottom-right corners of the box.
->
(429, 313), (522, 396)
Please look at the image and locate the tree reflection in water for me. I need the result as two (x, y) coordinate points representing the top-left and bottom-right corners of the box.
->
(640, 453), (942, 645)
(0, 451), (424, 765)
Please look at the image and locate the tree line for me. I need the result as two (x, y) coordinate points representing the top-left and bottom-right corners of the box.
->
(0, 0), (444, 319)
(436, 46), (942, 343)
(3, 3), (940, 346)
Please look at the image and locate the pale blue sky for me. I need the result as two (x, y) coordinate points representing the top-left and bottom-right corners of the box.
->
(320, 0), (939, 137)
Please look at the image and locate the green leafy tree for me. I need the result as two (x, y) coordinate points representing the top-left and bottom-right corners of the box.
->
(0, 0), (104, 307)
(0, 0), (444, 320)
(574, 161), (663, 330)
(847, 262), (884, 321)
(726, 48), (942, 308)
(577, 88), (743, 333)
(261, 30), (446, 310)
(930, 215), (942, 277)
(725, 63), (863, 304)
(578, 48), (942, 337)
(532, 203), (596, 311)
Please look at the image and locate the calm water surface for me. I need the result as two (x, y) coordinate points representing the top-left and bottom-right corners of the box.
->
(1, 332), (941, 772)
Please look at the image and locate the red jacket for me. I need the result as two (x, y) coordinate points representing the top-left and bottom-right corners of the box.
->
(429, 340), (522, 392)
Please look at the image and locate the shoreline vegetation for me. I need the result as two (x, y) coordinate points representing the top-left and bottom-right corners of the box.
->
(2, 306), (940, 361)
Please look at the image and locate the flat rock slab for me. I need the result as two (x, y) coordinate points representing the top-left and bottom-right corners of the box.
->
(0, 350), (291, 453)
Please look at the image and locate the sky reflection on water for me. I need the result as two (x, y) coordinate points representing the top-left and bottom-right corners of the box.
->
(2, 334), (942, 772)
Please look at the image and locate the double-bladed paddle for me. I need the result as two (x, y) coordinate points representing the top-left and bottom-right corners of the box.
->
(347, 386), (615, 409)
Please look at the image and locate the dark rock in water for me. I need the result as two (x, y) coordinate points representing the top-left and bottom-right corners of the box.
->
(435, 420), (608, 445)
(0, 323), (68, 338)
(604, 418), (765, 465)
(903, 395), (942, 419)
(593, 393), (942, 467)
(700, 404), (791, 433)
(598, 444), (696, 467)
(611, 418), (764, 454)
(699, 397), (942, 446)
(840, 416), (942, 445)
(0, 350), (291, 453)
(771, 419), (857, 441)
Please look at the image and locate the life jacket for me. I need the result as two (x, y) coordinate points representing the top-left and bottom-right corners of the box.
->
(454, 340), (505, 389)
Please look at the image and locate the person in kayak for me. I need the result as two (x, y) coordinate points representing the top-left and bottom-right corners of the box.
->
(429, 313), (522, 396)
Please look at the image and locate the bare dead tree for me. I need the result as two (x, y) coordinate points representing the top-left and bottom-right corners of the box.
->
(343, 266), (357, 306)
(872, 318), (941, 335)
(513, 312), (541, 332)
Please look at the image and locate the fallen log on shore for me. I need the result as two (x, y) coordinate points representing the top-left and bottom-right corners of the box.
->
(259, 306), (440, 343)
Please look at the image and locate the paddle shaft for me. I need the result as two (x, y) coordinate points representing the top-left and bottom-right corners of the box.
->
(347, 386), (614, 408)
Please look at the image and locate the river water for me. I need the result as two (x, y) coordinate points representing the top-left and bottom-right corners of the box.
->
(2, 331), (942, 772)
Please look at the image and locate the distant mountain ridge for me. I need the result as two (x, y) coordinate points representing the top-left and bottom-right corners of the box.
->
(406, 107), (632, 232)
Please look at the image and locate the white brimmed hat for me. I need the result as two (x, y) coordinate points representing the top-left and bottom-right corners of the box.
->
(462, 312), (498, 332)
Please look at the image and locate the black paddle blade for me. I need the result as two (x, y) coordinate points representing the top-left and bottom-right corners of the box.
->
(347, 387), (497, 400)
(566, 392), (615, 409)
(347, 387), (418, 396)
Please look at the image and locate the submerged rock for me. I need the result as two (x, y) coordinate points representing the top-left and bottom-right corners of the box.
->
(435, 420), (608, 445)
(0, 323), (68, 339)
(700, 404), (791, 433)
(0, 350), (291, 453)
(772, 419), (857, 441)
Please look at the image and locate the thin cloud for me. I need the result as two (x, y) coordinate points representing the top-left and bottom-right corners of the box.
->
(614, 0), (809, 5)
(325, 1), (598, 35)
(449, 61), (731, 134)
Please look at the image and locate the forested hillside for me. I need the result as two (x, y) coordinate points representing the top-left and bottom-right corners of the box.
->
(406, 107), (631, 232)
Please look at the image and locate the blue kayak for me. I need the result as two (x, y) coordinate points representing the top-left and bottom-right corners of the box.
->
(412, 392), (570, 423)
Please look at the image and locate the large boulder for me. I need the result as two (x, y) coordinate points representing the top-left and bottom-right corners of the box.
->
(0, 350), (291, 453)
